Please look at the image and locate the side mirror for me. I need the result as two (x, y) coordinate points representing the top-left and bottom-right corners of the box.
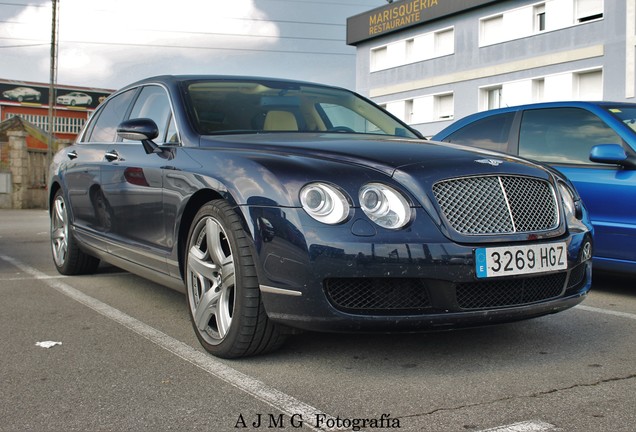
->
(589, 144), (636, 168)
(117, 118), (161, 154)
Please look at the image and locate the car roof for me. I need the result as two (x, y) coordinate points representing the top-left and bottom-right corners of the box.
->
(433, 101), (636, 139)
(472, 100), (636, 115)
(122, 74), (347, 91)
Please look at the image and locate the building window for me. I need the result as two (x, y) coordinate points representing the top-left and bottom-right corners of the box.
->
(404, 99), (414, 124)
(434, 28), (454, 56)
(576, 0), (603, 23)
(480, 14), (503, 45)
(483, 86), (503, 110)
(575, 69), (603, 99)
(405, 38), (415, 62)
(435, 93), (454, 120)
(534, 4), (546, 32)
(372, 27), (454, 71)
(385, 100), (408, 123)
(371, 46), (388, 72)
(533, 78), (545, 102)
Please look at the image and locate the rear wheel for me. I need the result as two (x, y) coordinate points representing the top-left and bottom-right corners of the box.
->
(185, 200), (286, 358)
(50, 189), (100, 275)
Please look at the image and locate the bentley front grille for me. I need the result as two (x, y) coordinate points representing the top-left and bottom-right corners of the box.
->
(432, 175), (559, 235)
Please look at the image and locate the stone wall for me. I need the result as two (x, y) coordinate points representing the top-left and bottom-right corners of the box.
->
(0, 130), (48, 209)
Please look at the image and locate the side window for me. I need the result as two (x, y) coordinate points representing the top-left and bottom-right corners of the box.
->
(84, 89), (136, 143)
(519, 108), (622, 165)
(443, 112), (514, 153)
(128, 85), (174, 143)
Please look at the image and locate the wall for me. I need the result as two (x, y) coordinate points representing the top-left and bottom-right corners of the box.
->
(0, 131), (48, 209)
(354, 0), (627, 137)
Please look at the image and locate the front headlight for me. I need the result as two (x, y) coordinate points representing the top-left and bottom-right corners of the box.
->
(558, 181), (582, 219)
(359, 183), (412, 229)
(300, 183), (350, 224)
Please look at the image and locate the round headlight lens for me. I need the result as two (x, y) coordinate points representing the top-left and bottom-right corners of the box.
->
(300, 183), (350, 224)
(361, 188), (382, 213)
(359, 183), (412, 229)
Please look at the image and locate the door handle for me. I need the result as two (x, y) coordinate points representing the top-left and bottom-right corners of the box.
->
(104, 150), (119, 162)
(67, 150), (78, 160)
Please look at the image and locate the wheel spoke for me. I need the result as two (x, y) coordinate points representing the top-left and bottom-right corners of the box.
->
(54, 197), (66, 226)
(221, 259), (235, 289)
(205, 219), (227, 268)
(53, 238), (67, 263)
(193, 285), (222, 331)
(51, 227), (65, 242)
(187, 246), (218, 281)
(216, 287), (233, 338)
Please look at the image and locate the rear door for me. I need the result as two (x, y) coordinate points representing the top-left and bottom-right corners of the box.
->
(65, 88), (137, 252)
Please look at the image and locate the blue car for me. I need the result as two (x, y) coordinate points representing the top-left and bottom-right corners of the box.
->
(48, 77), (593, 358)
(433, 101), (636, 274)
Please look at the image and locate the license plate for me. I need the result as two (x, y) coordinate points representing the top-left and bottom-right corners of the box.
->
(475, 242), (567, 278)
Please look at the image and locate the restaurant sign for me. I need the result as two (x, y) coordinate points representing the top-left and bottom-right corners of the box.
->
(347, 0), (499, 45)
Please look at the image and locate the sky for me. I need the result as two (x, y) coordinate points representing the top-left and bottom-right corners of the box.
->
(0, 0), (377, 92)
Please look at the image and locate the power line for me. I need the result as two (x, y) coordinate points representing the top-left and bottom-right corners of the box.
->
(248, 0), (372, 7)
(0, 3), (347, 27)
(0, 36), (354, 56)
(63, 39), (355, 56)
(0, 1), (49, 7)
(0, 42), (46, 48)
(0, 0), (370, 13)
(0, 20), (345, 42)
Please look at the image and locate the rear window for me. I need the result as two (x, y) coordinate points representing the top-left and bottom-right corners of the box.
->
(442, 112), (514, 153)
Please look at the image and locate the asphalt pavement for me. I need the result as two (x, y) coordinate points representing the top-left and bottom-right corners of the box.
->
(0, 209), (634, 432)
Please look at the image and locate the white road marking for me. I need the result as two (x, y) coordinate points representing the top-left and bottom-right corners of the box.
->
(1, 275), (67, 281)
(576, 304), (636, 321)
(477, 420), (558, 431)
(0, 255), (332, 431)
(5, 253), (632, 432)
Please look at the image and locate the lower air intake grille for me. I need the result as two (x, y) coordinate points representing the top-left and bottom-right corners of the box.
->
(325, 278), (431, 314)
(456, 273), (567, 310)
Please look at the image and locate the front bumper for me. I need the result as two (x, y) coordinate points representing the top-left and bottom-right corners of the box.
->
(247, 207), (593, 332)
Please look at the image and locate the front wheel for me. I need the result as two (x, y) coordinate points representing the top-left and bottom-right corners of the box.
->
(185, 200), (287, 358)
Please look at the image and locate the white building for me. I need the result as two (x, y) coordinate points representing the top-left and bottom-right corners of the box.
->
(347, 0), (628, 137)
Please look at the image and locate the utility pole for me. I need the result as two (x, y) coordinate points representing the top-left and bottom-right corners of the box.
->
(47, 0), (59, 168)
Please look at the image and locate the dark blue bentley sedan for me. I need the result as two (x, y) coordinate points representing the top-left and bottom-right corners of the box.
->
(49, 76), (593, 358)
(432, 101), (636, 275)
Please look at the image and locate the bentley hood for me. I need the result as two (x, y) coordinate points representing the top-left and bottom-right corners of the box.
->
(201, 133), (552, 181)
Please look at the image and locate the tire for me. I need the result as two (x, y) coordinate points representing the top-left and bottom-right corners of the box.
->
(50, 190), (100, 275)
(185, 200), (287, 358)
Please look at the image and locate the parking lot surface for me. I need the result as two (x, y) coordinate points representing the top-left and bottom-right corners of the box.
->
(1, 209), (634, 431)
